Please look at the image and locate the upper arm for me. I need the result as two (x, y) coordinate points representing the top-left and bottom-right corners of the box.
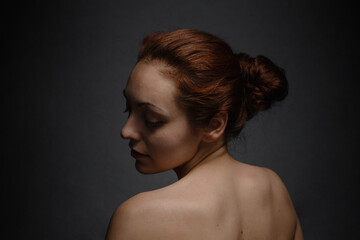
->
(105, 194), (155, 240)
(294, 218), (304, 240)
(265, 168), (302, 238)
(105, 202), (135, 240)
(105, 194), (192, 240)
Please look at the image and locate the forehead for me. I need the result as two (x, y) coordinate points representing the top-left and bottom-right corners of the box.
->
(125, 61), (179, 109)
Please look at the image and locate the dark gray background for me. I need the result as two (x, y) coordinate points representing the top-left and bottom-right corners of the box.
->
(7, 0), (359, 239)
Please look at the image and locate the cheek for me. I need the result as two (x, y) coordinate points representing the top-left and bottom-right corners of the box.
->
(146, 124), (200, 167)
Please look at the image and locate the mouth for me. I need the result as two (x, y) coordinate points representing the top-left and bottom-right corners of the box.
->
(131, 149), (149, 159)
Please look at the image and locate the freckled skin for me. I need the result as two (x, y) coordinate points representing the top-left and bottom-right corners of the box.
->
(107, 61), (303, 240)
(121, 61), (203, 175)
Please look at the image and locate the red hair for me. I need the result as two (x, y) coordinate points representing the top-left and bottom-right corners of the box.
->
(137, 29), (288, 141)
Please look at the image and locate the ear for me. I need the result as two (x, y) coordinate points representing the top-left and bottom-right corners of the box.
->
(202, 111), (228, 143)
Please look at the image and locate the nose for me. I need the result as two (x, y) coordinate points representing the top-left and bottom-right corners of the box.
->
(121, 116), (140, 140)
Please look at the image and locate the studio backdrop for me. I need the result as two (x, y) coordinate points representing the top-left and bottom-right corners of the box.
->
(7, 0), (359, 239)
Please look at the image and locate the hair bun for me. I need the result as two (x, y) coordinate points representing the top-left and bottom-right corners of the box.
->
(236, 53), (288, 120)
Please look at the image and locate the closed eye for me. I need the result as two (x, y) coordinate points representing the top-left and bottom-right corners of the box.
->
(145, 120), (164, 129)
(123, 102), (131, 115)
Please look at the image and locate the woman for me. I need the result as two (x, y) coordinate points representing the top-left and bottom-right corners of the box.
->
(106, 29), (303, 239)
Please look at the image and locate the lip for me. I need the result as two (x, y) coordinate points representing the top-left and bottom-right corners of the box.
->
(131, 149), (149, 159)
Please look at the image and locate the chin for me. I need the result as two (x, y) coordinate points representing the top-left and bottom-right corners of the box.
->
(135, 161), (167, 175)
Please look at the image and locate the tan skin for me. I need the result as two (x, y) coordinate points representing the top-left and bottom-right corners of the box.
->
(106, 61), (304, 240)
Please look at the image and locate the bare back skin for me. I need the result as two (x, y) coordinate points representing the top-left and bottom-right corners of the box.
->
(106, 147), (303, 240)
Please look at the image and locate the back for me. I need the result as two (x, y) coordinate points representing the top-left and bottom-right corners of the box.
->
(106, 158), (303, 240)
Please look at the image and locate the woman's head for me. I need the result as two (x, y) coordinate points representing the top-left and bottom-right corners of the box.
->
(121, 29), (288, 174)
(136, 29), (288, 141)
(121, 61), (205, 174)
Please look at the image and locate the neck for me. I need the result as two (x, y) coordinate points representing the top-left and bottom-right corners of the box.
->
(173, 140), (230, 180)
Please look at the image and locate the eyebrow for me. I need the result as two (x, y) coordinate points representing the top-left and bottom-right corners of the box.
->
(123, 89), (167, 114)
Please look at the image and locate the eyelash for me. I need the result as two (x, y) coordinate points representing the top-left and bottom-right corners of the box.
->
(145, 120), (163, 129)
(123, 106), (163, 129)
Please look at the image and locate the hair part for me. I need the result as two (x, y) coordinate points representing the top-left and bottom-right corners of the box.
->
(137, 29), (288, 142)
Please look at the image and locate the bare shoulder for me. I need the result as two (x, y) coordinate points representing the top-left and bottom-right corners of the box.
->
(234, 163), (293, 205)
(232, 163), (301, 238)
(105, 189), (204, 240)
(105, 191), (166, 240)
